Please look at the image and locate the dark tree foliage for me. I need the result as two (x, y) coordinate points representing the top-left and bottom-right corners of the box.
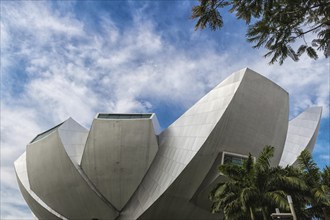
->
(209, 146), (307, 220)
(192, 0), (330, 64)
(297, 150), (330, 219)
(209, 147), (330, 219)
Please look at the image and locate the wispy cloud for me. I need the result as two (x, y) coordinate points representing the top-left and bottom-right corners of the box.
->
(1, 1), (329, 218)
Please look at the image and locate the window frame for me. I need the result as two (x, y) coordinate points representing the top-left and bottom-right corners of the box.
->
(221, 151), (255, 166)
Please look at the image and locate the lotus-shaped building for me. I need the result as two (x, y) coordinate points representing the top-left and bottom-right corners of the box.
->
(15, 68), (322, 220)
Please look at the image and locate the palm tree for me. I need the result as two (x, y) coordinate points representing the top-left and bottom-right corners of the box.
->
(210, 146), (307, 220)
(297, 150), (330, 220)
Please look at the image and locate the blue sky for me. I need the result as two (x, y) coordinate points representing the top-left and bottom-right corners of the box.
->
(1, 1), (329, 218)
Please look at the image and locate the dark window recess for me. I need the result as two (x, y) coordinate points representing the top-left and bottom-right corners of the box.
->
(223, 154), (247, 166)
(98, 113), (152, 119)
(30, 122), (64, 143)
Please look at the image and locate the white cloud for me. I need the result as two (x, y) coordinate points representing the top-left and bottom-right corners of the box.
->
(1, 184), (34, 220)
(1, 1), (83, 41)
(1, 1), (329, 219)
(0, 108), (38, 219)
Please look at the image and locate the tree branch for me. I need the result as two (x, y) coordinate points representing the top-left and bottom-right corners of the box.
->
(293, 24), (324, 38)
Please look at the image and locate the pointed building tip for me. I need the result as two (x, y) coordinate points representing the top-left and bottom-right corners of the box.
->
(62, 117), (74, 126)
(298, 106), (323, 114)
(241, 67), (254, 72)
(307, 106), (323, 111)
(14, 151), (26, 167)
(240, 67), (260, 77)
(243, 67), (263, 75)
(224, 67), (252, 80)
(289, 106), (323, 123)
(66, 117), (77, 123)
(305, 106), (323, 116)
(236, 67), (250, 75)
(237, 67), (288, 94)
(61, 117), (89, 131)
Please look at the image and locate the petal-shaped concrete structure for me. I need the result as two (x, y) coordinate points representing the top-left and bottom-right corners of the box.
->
(81, 113), (159, 210)
(279, 107), (322, 167)
(26, 119), (118, 219)
(121, 68), (289, 219)
(14, 152), (66, 220)
(14, 68), (322, 220)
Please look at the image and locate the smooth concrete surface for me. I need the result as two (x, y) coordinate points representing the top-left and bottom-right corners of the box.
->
(14, 152), (66, 220)
(57, 118), (117, 215)
(26, 122), (118, 220)
(191, 69), (288, 211)
(57, 118), (89, 166)
(215, 68), (289, 166)
(120, 69), (245, 219)
(191, 152), (225, 211)
(81, 114), (159, 210)
(120, 68), (289, 219)
(14, 68), (323, 220)
(279, 107), (322, 167)
(16, 177), (61, 220)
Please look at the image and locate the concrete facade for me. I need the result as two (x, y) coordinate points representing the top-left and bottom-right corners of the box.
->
(26, 119), (118, 220)
(81, 114), (159, 210)
(14, 68), (322, 220)
(279, 107), (322, 167)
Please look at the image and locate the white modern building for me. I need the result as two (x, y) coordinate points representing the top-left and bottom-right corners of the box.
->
(14, 68), (322, 220)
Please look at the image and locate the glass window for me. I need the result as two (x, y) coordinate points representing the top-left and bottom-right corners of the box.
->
(30, 122), (64, 143)
(97, 113), (152, 119)
(223, 153), (247, 166)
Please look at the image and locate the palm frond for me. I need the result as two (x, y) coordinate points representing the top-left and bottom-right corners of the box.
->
(255, 145), (274, 171)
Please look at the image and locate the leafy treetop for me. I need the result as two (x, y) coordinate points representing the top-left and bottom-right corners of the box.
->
(192, 0), (330, 64)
